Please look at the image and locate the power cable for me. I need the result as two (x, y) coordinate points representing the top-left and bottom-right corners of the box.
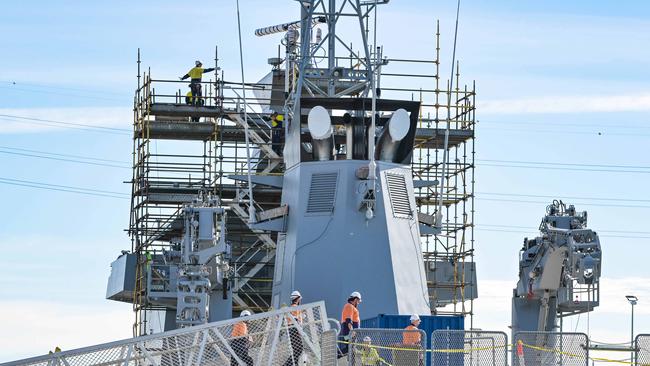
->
(0, 114), (130, 134)
(476, 227), (650, 239)
(479, 163), (650, 174)
(477, 197), (650, 209)
(478, 191), (650, 203)
(0, 145), (128, 164)
(0, 149), (130, 169)
(477, 159), (650, 171)
(0, 85), (126, 102)
(480, 224), (650, 235)
(0, 80), (126, 97)
(0, 177), (128, 199)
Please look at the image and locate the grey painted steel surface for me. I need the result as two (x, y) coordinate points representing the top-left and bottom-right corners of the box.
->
(427, 261), (477, 307)
(513, 331), (589, 366)
(512, 201), (601, 336)
(106, 253), (136, 302)
(272, 159), (431, 320)
(1, 302), (330, 366)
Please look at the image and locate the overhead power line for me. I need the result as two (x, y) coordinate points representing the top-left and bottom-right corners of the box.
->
(0, 84), (127, 102)
(479, 163), (650, 174)
(0, 80), (127, 97)
(477, 159), (650, 170)
(0, 177), (129, 199)
(478, 191), (650, 203)
(0, 114), (130, 135)
(476, 227), (650, 240)
(0, 145), (128, 164)
(0, 149), (130, 169)
(477, 197), (650, 209)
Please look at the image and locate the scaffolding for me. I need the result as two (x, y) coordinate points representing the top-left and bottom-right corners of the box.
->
(127, 13), (475, 335)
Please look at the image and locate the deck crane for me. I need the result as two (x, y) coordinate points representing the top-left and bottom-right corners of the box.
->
(512, 200), (602, 334)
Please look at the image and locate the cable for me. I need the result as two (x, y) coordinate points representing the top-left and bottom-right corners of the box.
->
(476, 227), (650, 240)
(0, 178), (128, 199)
(435, 0), (462, 228)
(479, 163), (650, 174)
(477, 159), (650, 170)
(0, 149), (130, 169)
(481, 224), (650, 235)
(0, 85), (126, 102)
(0, 80), (126, 97)
(0, 145), (128, 164)
(236, 0), (256, 223)
(477, 197), (650, 209)
(478, 191), (650, 204)
(0, 114), (130, 135)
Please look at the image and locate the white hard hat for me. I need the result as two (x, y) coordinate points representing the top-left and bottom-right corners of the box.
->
(240, 310), (252, 317)
(410, 314), (420, 322)
(195, 60), (202, 66)
(349, 291), (362, 299)
(363, 336), (372, 342)
(290, 290), (302, 299)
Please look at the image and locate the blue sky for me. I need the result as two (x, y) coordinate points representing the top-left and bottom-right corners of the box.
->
(1, 0), (649, 362)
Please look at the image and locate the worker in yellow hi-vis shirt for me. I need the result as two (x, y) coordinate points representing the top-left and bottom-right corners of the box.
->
(180, 61), (215, 106)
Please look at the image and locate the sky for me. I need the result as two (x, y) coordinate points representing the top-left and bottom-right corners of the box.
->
(1, 0), (650, 362)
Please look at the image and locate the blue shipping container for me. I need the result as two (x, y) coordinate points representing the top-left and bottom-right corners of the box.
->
(361, 314), (464, 366)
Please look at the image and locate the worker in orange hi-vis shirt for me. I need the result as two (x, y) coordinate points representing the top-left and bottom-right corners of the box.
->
(338, 291), (362, 357)
(403, 314), (424, 366)
(230, 310), (254, 366)
(403, 314), (422, 345)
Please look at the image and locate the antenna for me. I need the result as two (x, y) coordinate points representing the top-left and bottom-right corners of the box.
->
(435, 0), (462, 231)
(236, 0), (256, 223)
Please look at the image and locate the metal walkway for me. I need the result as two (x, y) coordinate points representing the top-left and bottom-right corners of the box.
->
(2, 302), (333, 366)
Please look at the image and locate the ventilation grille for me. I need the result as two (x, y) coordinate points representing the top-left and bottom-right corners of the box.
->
(306, 172), (338, 214)
(386, 173), (412, 218)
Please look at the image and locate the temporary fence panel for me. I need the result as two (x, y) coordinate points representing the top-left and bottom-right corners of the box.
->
(347, 328), (427, 366)
(321, 329), (338, 366)
(513, 331), (589, 366)
(637, 334), (650, 366)
(431, 330), (508, 366)
(2, 301), (330, 366)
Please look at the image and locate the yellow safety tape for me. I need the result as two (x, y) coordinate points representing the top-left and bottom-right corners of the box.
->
(519, 342), (644, 365)
(337, 339), (646, 365)
(338, 340), (507, 353)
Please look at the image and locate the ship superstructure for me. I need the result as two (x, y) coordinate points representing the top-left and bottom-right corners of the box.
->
(105, 0), (477, 336)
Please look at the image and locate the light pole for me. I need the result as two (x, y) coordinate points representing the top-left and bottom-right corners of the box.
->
(626, 295), (638, 365)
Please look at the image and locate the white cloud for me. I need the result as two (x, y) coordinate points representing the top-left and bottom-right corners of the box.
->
(0, 300), (132, 362)
(470, 277), (650, 340)
(0, 107), (131, 134)
(481, 94), (650, 115)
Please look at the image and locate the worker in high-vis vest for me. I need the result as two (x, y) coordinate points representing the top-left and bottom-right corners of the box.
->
(282, 291), (304, 366)
(180, 60), (215, 104)
(270, 112), (284, 155)
(230, 310), (254, 366)
(185, 86), (200, 122)
(144, 251), (153, 274)
(356, 336), (383, 366)
(339, 291), (362, 357)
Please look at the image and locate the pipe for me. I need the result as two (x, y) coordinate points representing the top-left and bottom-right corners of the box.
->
(375, 108), (410, 162)
(307, 106), (333, 161)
